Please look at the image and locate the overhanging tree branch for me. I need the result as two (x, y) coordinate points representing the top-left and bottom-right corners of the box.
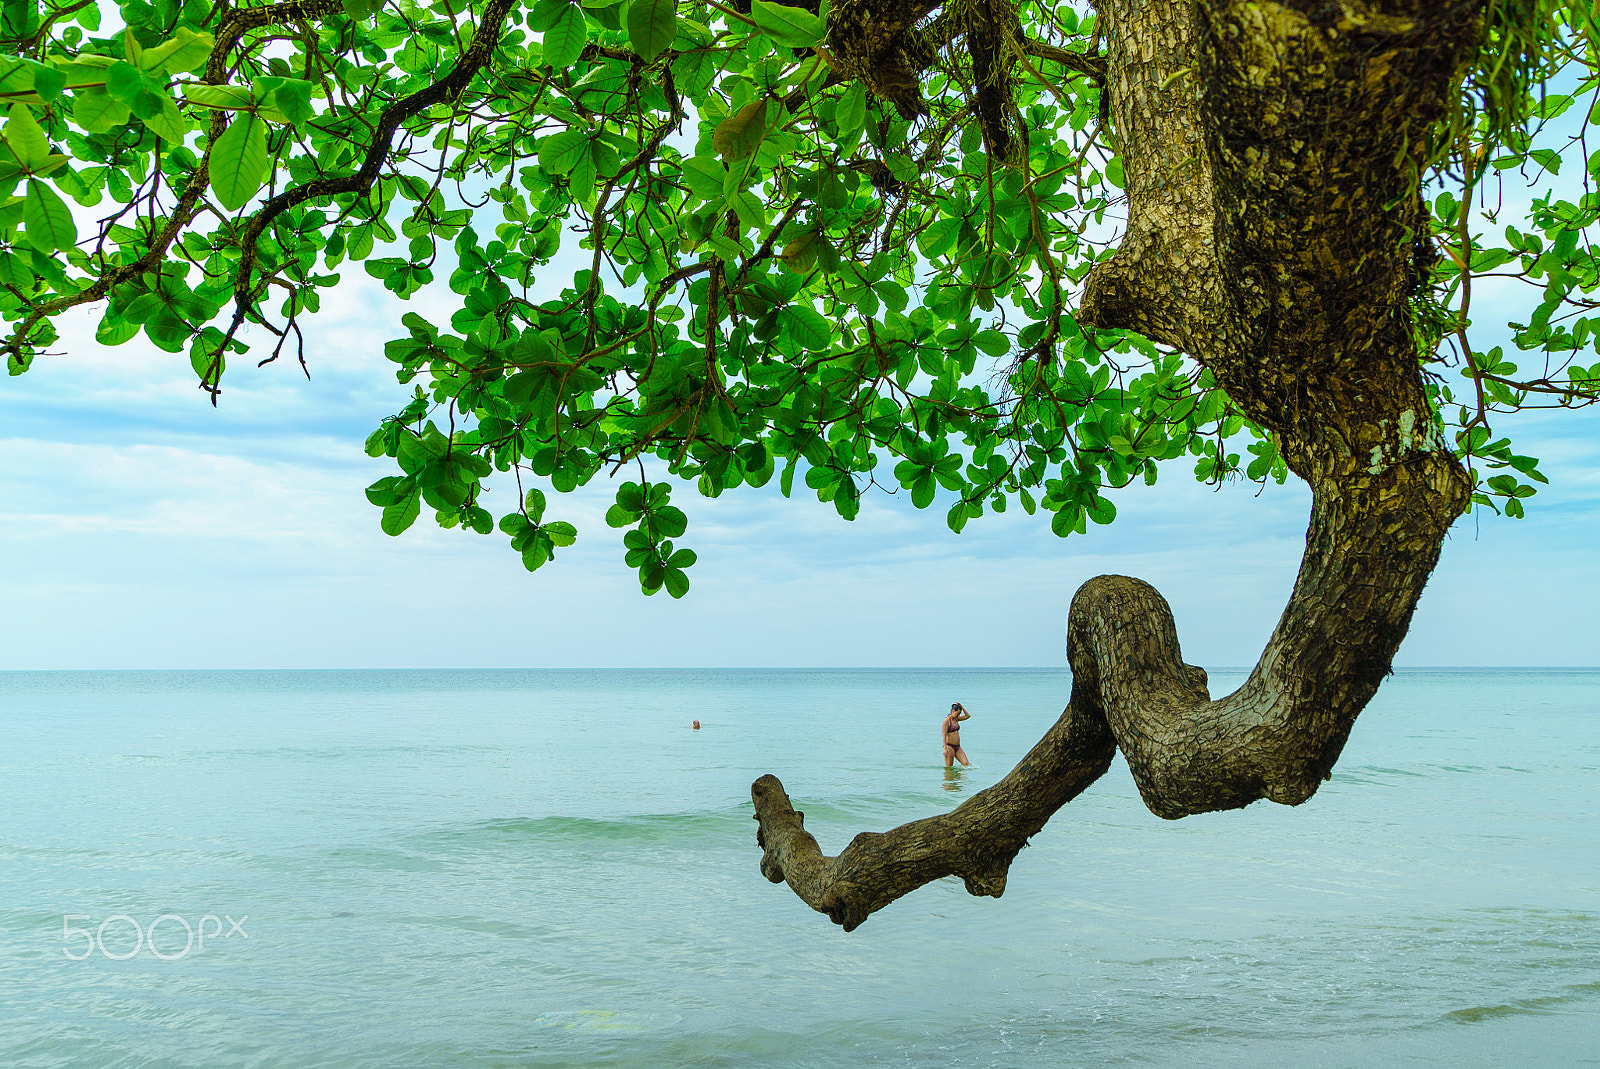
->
(209, 0), (519, 374)
(753, 0), (1481, 929)
(754, 687), (1116, 931)
(8, 1), (1582, 878)
(0, 0), (348, 369)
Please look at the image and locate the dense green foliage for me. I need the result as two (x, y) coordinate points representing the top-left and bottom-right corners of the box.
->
(2, 0), (1596, 594)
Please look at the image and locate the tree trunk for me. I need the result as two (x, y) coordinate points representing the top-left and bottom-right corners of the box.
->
(753, 0), (1479, 930)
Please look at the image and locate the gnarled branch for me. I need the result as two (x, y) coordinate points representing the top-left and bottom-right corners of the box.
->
(754, 691), (1115, 931)
(753, 0), (1481, 930)
(0, 0), (347, 370)
(1021, 36), (1107, 81)
(208, 0), (519, 383)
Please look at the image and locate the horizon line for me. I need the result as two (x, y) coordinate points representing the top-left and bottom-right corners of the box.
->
(2, 665), (1597, 673)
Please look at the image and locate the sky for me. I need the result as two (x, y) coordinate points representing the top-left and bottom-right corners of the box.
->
(1, 253), (1595, 672)
(1, 10), (1595, 671)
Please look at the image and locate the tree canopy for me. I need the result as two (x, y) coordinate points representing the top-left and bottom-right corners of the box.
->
(2, 0), (1594, 594)
(4, 0), (1599, 927)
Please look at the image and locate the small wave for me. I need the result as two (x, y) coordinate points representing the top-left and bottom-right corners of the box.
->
(765, 790), (969, 826)
(405, 795), (956, 858)
(390, 913), (549, 941)
(531, 1009), (681, 1033)
(320, 845), (447, 872)
(1443, 995), (1568, 1023)
(1335, 765), (1429, 783)
(425, 811), (748, 850)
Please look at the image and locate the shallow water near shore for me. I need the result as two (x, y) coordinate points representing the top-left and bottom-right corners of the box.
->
(2, 667), (1597, 1068)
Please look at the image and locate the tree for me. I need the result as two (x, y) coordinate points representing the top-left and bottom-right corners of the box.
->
(2, 0), (1596, 928)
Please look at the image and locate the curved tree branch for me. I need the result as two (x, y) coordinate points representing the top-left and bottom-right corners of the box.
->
(754, 689), (1117, 931)
(753, 0), (1482, 929)
(209, 0), (518, 371)
(207, 0), (347, 83)
(0, 0), (347, 370)
(238, 0), (517, 249)
(1020, 36), (1107, 82)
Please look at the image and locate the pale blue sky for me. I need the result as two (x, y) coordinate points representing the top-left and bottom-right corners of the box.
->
(5, 26), (1596, 670)
(1, 259), (1595, 670)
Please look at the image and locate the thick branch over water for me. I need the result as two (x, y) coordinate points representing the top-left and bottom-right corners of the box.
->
(753, 692), (1115, 931)
(754, 0), (1478, 928)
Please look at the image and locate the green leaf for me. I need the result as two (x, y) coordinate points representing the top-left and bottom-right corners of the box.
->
(835, 81), (866, 134)
(22, 177), (74, 251)
(779, 304), (831, 351)
(0, 58), (62, 103)
(712, 98), (767, 161)
(140, 26), (214, 76)
(917, 217), (961, 259)
(33, 66), (63, 101)
(147, 310), (192, 352)
(616, 481), (645, 511)
(105, 60), (165, 117)
(539, 127), (589, 175)
(1528, 147), (1562, 175)
(365, 475), (412, 506)
(652, 504), (688, 538)
(95, 315), (139, 346)
(5, 105), (48, 169)
(973, 329), (1009, 356)
(543, 5), (588, 69)
(190, 340), (224, 381)
(626, 0), (677, 60)
(1087, 495), (1117, 525)
(209, 112), (268, 211)
(749, 0), (825, 47)
(381, 492), (422, 535)
(679, 154), (725, 199)
(72, 88), (131, 133)
(664, 566), (690, 598)
(271, 79), (317, 127)
(140, 93), (189, 144)
(522, 538), (552, 571)
(182, 84), (256, 110)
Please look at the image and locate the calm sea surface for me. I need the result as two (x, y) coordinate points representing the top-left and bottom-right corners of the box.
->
(1, 668), (1596, 1068)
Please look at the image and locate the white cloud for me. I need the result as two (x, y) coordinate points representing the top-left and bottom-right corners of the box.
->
(2, 245), (1596, 669)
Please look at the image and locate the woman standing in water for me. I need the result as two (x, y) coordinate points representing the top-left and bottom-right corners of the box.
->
(942, 703), (971, 768)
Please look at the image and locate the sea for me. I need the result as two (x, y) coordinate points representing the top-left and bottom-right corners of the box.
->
(0, 668), (1596, 1068)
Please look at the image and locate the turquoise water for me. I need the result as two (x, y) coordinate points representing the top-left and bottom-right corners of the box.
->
(1, 668), (1596, 1068)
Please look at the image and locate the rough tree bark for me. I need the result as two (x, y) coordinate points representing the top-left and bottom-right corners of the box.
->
(753, 0), (1480, 931)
